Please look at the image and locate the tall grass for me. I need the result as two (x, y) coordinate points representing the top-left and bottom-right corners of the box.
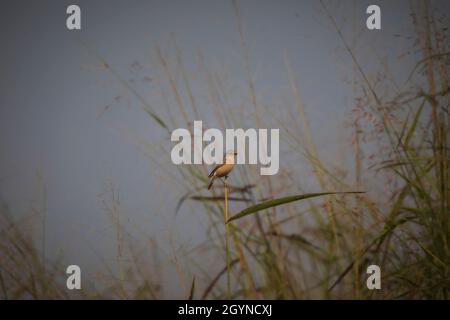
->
(0, 0), (448, 299)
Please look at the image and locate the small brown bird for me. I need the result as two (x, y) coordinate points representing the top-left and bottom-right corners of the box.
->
(208, 151), (237, 190)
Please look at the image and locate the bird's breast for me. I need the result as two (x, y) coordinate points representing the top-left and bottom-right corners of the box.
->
(215, 163), (234, 177)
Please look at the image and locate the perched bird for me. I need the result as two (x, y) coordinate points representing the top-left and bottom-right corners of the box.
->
(208, 151), (237, 190)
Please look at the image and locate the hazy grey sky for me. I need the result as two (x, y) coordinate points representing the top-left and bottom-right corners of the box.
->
(1, 0), (444, 297)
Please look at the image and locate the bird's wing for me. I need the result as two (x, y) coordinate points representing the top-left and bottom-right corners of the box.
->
(208, 163), (225, 177)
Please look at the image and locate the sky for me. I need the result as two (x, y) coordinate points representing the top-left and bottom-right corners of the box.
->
(0, 0), (445, 297)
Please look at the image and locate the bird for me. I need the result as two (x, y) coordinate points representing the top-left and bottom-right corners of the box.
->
(207, 151), (237, 190)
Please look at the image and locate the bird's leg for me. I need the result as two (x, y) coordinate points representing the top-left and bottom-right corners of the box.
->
(219, 176), (228, 185)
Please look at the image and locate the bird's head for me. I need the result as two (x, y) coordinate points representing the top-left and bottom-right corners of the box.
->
(224, 151), (237, 163)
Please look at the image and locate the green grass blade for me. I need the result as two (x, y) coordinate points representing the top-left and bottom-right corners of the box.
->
(403, 100), (425, 147)
(226, 192), (365, 223)
(188, 276), (195, 300)
(143, 108), (170, 132)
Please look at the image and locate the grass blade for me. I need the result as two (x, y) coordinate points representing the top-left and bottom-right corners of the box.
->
(226, 192), (365, 223)
(188, 276), (195, 300)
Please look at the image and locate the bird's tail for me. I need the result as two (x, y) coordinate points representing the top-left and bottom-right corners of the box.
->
(208, 176), (216, 190)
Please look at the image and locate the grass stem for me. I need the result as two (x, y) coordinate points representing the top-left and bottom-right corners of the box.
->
(224, 177), (231, 299)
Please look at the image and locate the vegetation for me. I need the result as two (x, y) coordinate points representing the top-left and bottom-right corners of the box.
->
(0, 0), (448, 299)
